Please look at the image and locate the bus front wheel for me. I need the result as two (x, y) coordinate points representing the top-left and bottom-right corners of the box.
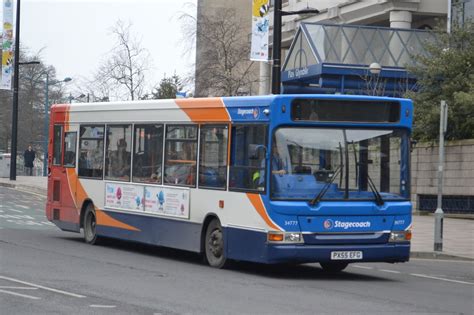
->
(83, 204), (100, 245)
(320, 262), (348, 273)
(204, 219), (227, 268)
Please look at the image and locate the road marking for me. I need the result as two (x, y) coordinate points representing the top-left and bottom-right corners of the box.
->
(352, 265), (373, 270)
(0, 275), (86, 298)
(379, 269), (401, 274)
(410, 273), (474, 285)
(0, 288), (40, 300)
(90, 305), (117, 308)
(0, 286), (38, 290)
(6, 209), (23, 213)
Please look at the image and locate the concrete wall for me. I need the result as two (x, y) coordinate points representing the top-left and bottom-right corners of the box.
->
(411, 139), (474, 210)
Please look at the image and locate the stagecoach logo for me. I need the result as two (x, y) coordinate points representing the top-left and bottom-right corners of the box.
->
(324, 219), (372, 230)
(237, 107), (260, 119)
(323, 219), (334, 229)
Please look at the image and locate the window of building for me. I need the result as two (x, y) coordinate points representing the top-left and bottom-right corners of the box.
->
(63, 132), (77, 168)
(78, 125), (104, 178)
(229, 124), (268, 192)
(164, 125), (198, 187)
(133, 124), (164, 184)
(105, 125), (132, 181)
(199, 125), (228, 189)
(52, 125), (63, 166)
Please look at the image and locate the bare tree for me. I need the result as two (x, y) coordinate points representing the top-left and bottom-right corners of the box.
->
(0, 48), (68, 156)
(184, 7), (259, 97)
(95, 20), (150, 101)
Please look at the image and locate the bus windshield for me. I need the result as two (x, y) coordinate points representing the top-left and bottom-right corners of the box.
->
(271, 127), (409, 202)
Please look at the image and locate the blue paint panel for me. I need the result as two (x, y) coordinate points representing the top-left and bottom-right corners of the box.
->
(224, 227), (409, 264)
(222, 96), (272, 122)
(53, 220), (80, 233)
(225, 227), (268, 262)
(298, 215), (395, 233)
(96, 210), (202, 253)
(265, 243), (410, 264)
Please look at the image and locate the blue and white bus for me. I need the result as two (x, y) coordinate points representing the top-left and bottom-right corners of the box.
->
(47, 94), (412, 272)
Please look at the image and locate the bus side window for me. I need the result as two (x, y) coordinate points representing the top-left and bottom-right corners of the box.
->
(78, 125), (104, 179)
(63, 132), (77, 168)
(52, 125), (63, 166)
(198, 125), (228, 190)
(163, 125), (198, 187)
(105, 124), (132, 182)
(132, 124), (163, 184)
(229, 124), (268, 192)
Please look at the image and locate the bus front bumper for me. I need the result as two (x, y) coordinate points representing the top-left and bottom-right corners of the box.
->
(264, 243), (410, 264)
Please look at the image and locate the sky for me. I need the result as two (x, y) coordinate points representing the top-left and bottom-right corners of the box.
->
(13, 0), (197, 93)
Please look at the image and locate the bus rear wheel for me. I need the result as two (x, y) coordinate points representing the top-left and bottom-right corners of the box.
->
(204, 219), (227, 268)
(83, 204), (100, 245)
(320, 262), (348, 273)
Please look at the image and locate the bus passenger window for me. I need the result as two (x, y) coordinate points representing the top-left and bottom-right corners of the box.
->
(164, 125), (198, 187)
(52, 125), (63, 166)
(199, 125), (228, 189)
(133, 124), (163, 184)
(105, 125), (132, 182)
(63, 132), (77, 168)
(78, 125), (104, 179)
(229, 125), (268, 192)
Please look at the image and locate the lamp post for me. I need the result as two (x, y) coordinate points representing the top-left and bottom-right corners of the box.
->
(42, 75), (72, 176)
(271, 0), (319, 94)
(9, 0), (22, 180)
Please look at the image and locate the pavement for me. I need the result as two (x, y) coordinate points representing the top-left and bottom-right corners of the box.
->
(0, 176), (473, 261)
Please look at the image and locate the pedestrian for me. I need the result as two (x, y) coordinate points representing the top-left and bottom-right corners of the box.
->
(23, 145), (36, 176)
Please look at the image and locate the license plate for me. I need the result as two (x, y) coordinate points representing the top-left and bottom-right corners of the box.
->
(331, 251), (363, 260)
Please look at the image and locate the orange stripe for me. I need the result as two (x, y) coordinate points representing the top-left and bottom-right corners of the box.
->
(95, 209), (141, 232)
(175, 98), (230, 122)
(246, 193), (281, 231)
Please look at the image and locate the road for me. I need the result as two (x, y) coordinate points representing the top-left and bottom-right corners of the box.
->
(0, 186), (473, 314)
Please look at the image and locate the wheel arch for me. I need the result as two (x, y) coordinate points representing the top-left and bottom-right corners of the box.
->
(200, 213), (221, 254)
(79, 198), (94, 229)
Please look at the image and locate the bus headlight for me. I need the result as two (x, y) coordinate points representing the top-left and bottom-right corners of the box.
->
(389, 230), (412, 242)
(268, 232), (303, 244)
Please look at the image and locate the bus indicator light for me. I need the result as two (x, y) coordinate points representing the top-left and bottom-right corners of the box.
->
(219, 200), (224, 208)
(268, 232), (284, 242)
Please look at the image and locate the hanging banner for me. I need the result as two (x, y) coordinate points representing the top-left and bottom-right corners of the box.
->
(0, 0), (14, 90)
(250, 0), (270, 61)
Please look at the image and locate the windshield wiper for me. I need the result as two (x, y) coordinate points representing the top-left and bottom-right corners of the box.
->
(309, 166), (341, 206)
(366, 172), (384, 206)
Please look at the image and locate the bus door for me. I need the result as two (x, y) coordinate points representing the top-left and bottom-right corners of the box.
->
(49, 125), (80, 231)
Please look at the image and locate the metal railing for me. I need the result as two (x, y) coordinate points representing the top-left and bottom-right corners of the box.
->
(303, 23), (437, 68)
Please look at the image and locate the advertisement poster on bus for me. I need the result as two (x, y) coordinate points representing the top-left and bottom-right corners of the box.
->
(144, 186), (189, 218)
(105, 182), (144, 211)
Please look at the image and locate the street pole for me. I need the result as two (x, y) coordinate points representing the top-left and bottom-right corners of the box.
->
(42, 73), (49, 176)
(434, 100), (448, 252)
(270, 2), (318, 95)
(271, 0), (282, 94)
(9, 0), (21, 180)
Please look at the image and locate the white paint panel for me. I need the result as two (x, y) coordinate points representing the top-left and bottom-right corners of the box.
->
(68, 100), (191, 124)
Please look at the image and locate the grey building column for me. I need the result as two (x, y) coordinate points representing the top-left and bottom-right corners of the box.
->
(390, 10), (412, 29)
(259, 61), (271, 95)
(389, 11), (412, 67)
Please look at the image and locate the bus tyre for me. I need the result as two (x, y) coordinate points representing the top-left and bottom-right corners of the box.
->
(320, 262), (348, 273)
(204, 219), (227, 268)
(83, 204), (100, 245)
